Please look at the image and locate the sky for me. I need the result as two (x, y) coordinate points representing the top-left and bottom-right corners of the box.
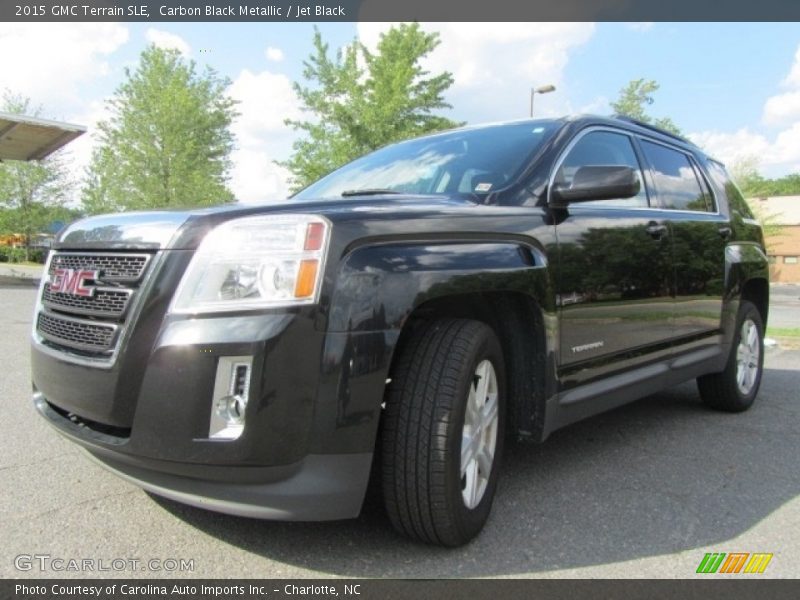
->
(1, 21), (799, 205)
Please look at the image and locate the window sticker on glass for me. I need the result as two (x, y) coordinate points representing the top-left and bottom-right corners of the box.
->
(475, 182), (493, 192)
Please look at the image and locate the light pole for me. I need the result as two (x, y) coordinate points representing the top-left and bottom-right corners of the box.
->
(530, 84), (556, 117)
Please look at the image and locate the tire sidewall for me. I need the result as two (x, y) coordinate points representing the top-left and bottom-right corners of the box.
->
(444, 327), (506, 541)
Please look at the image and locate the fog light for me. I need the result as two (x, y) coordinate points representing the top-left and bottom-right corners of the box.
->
(209, 357), (252, 440)
(216, 394), (246, 425)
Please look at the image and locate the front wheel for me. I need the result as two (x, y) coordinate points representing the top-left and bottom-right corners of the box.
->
(697, 300), (765, 412)
(381, 319), (505, 546)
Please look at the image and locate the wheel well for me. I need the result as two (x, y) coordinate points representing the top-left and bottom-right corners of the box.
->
(391, 291), (548, 440)
(741, 278), (769, 327)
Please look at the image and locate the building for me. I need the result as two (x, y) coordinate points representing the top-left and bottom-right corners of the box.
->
(0, 111), (85, 161)
(749, 196), (800, 284)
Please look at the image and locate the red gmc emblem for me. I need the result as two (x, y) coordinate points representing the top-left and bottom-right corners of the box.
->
(50, 268), (99, 297)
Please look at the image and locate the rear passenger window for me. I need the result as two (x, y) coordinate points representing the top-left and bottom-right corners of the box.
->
(555, 130), (648, 208)
(641, 141), (711, 212)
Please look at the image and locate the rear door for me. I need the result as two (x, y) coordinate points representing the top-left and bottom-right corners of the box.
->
(637, 140), (727, 347)
(552, 128), (674, 386)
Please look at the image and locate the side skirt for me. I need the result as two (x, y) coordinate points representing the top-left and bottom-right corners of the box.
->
(542, 346), (725, 439)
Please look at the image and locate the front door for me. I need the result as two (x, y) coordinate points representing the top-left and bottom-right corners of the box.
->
(553, 129), (674, 386)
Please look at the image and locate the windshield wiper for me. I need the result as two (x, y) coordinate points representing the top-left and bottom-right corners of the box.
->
(340, 188), (402, 197)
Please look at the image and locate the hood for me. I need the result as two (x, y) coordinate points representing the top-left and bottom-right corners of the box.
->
(56, 195), (477, 251)
(57, 211), (191, 250)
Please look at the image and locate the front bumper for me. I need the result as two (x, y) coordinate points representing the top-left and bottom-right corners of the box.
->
(86, 451), (372, 520)
(35, 391), (373, 520)
(32, 307), (397, 520)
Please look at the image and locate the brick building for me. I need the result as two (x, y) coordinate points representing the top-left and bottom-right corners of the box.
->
(749, 196), (800, 283)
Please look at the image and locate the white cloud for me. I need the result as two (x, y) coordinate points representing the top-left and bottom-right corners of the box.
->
(782, 44), (800, 88)
(772, 122), (800, 168)
(762, 46), (800, 125)
(0, 23), (128, 108)
(65, 99), (112, 177)
(359, 23), (593, 90)
(265, 46), (284, 62)
(228, 68), (299, 147)
(145, 28), (190, 56)
(689, 128), (771, 165)
(693, 43), (800, 177)
(357, 23), (595, 122)
(690, 125), (800, 175)
(230, 148), (293, 204)
(576, 95), (610, 115)
(763, 91), (800, 126)
(227, 68), (301, 202)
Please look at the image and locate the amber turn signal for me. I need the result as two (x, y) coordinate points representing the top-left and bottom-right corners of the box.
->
(294, 259), (319, 298)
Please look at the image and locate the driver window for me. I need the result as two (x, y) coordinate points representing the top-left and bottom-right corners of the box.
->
(556, 130), (649, 208)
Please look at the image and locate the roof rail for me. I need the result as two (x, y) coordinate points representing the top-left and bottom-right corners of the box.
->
(611, 114), (692, 145)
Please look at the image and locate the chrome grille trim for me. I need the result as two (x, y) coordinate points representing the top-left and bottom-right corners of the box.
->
(37, 311), (118, 353)
(42, 286), (133, 318)
(50, 252), (151, 282)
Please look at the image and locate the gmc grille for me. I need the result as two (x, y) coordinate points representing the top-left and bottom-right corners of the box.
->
(37, 312), (118, 352)
(50, 253), (149, 281)
(35, 252), (155, 359)
(42, 286), (132, 318)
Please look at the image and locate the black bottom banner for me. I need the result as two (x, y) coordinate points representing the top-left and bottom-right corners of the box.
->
(3, 579), (800, 600)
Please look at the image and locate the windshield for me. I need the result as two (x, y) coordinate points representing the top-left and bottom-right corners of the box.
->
(293, 120), (559, 200)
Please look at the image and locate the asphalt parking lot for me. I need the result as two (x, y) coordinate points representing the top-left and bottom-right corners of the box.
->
(2, 286), (799, 579)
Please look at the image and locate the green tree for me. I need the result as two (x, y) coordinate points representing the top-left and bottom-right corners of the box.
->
(84, 45), (238, 214)
(0, 92), (73, 261)
(730, 156), (787, 249)
(731, 155), (800, 197)
(610, 78), (682, 135)
(282, 24), (461, 190)
(729, 155), (765, 196)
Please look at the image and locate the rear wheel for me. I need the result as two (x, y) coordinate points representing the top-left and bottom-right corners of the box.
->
(381, 319), (505, 546)
(697, 300), (764, 412)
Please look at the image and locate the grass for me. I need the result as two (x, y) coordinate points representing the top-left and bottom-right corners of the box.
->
(767, 327), (800, 339)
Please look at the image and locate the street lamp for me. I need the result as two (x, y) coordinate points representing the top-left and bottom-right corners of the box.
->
(530, 84), (556, 117)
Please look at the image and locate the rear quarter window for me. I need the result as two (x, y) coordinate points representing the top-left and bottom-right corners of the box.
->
(706, 159), (755, 219)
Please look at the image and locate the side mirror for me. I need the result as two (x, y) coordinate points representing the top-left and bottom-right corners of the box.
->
(551, 165), (641, 204)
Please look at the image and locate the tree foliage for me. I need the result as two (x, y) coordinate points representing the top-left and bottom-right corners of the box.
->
(83, 45), (238, 214)
(0, 92), (73, 261)
(610, 78), (682, 135)
(282, 24), (461, 191)
(731, 155), (800, 198)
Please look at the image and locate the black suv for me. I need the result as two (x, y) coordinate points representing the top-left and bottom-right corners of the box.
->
(31, 115), (769, 546)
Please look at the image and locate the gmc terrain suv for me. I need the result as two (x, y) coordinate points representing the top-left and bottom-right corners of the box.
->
(31, 115), (769, 546)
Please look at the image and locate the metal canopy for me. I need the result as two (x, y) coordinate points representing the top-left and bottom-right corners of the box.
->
(0, 111), (86, 161)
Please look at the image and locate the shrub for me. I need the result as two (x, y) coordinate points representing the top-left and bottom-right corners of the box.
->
(28, 248), (48, 264)
(0, 247), (27, 263)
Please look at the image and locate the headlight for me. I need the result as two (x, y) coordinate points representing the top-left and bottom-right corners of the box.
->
(169, 214), (330, 314)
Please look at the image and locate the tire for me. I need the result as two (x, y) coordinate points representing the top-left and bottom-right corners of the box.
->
(381, 318), (505, 546)
(697, 300), (764, 413)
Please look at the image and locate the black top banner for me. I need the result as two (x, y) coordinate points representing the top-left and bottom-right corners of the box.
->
(3, 0), (800, 22)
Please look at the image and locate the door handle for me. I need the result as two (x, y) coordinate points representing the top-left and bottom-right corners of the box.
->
(718, 226), (732, 239)
(645, 222), (668, 240)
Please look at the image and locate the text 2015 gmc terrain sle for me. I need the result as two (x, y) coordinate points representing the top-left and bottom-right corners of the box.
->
(31, 115), (768, 546)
